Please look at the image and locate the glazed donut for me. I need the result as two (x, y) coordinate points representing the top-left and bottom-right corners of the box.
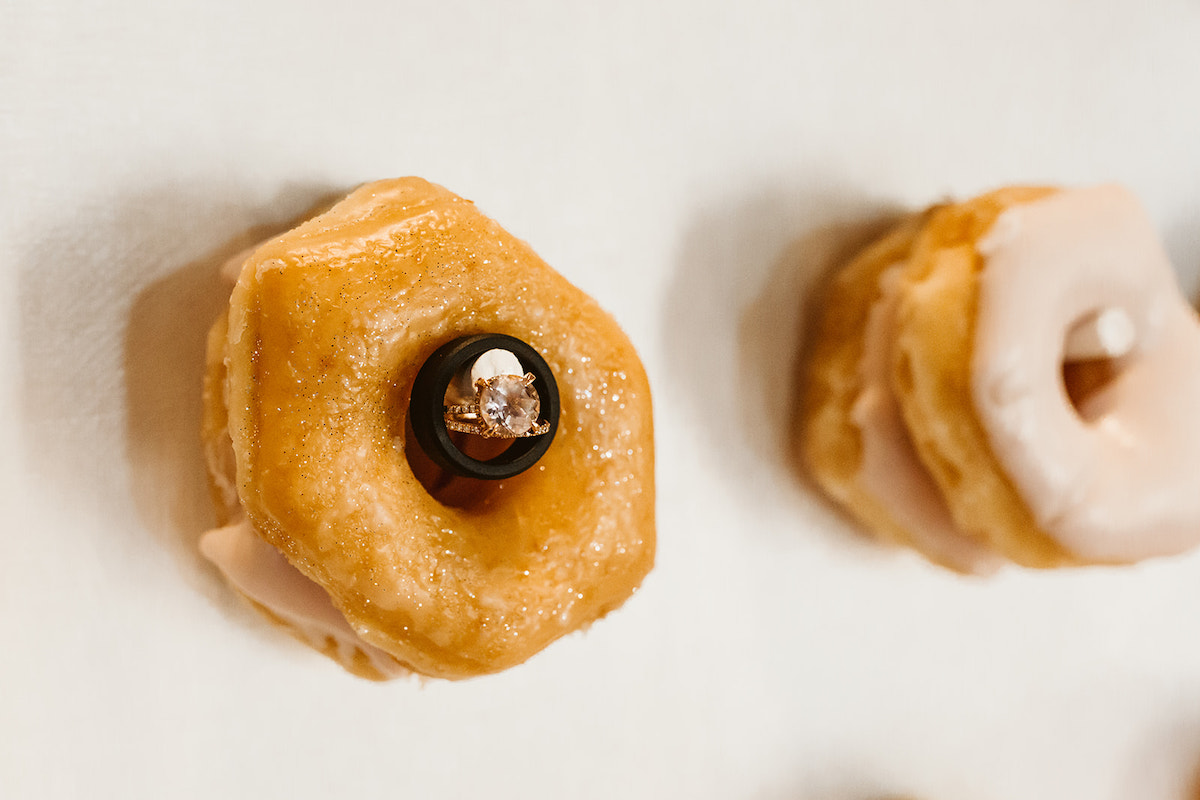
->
(200, 178), (655, 679)
(801, 210), (1003, 574)
(802, 184), (1200, 570)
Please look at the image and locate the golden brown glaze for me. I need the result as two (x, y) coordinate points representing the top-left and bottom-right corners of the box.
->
(205, 178), (655, 679)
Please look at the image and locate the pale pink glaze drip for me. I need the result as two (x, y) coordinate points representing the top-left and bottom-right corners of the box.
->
(200, 520), (409, 678)
(973, 185), (1200, 561)
(852, 265), (1003, 574)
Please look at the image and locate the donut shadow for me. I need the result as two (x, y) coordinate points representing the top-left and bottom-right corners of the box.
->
(662, 179), (904, 520)
(776, 212), (918, 553)
(123, 188), (346, 596)
(1163, 207), (1200, 303)
(763, 214), (908, 491)
(123, 225), (272, 597)
(1115, 710), (1200, 800)
(1188, 749), (1200, 800)
(752, 764), (915, 800)
(15, 177), (343, 601)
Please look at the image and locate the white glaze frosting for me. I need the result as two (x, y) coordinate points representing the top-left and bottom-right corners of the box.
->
(852, 265), (1003, 574)
(471, 348), (523, 383)
(199, 519), (409, 678)
(973, 185), (1200, 561)
(446, 348), (525, 406)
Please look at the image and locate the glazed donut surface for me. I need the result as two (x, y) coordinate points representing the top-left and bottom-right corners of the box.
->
(205, 178), (655, 679)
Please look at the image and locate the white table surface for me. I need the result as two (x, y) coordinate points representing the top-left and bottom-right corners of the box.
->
(5, 2), (1200, 798)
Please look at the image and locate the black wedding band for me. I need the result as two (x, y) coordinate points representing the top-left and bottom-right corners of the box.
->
(409, 334), (560, 480)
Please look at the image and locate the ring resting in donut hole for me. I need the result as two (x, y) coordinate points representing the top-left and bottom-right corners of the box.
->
(199, 178), (655, 680)
(801, 185), (1200, 572)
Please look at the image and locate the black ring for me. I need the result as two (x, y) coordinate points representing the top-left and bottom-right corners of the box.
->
(409, 334), (560, 480)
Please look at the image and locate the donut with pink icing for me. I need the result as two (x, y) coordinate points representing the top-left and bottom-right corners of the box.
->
(802, 185), (1200, 569)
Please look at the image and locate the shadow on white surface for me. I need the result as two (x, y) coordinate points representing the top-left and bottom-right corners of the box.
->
(1165, 210), (1200, 303)
(661, 177), (903, 535)
(751, 214), (908, 484)
(1113, 709), (1200, 800)
(125, 188), (353, 598)
(754, 773), (915, 800)
(123, 224), (274, 593)
(17, 179), (342, 595)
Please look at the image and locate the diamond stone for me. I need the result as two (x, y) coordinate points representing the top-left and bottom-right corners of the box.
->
(479, 376), (540, 435)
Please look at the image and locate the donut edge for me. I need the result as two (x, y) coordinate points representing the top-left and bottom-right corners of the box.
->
(890, 186), (1078, 569)
(800, 214), (935, 552)
(202, 302), (414, 682)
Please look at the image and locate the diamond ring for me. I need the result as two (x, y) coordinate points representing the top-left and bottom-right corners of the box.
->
(409, 334), (560, 480)
(444, 373), (553, 439)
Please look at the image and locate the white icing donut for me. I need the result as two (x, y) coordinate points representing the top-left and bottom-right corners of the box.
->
(972, 185), (1200, 562)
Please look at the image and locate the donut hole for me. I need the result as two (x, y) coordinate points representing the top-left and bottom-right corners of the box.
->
(1060, 308), (1136, 424)
(403, 417), (508, 509)
(1061, 358), (1125, 423)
